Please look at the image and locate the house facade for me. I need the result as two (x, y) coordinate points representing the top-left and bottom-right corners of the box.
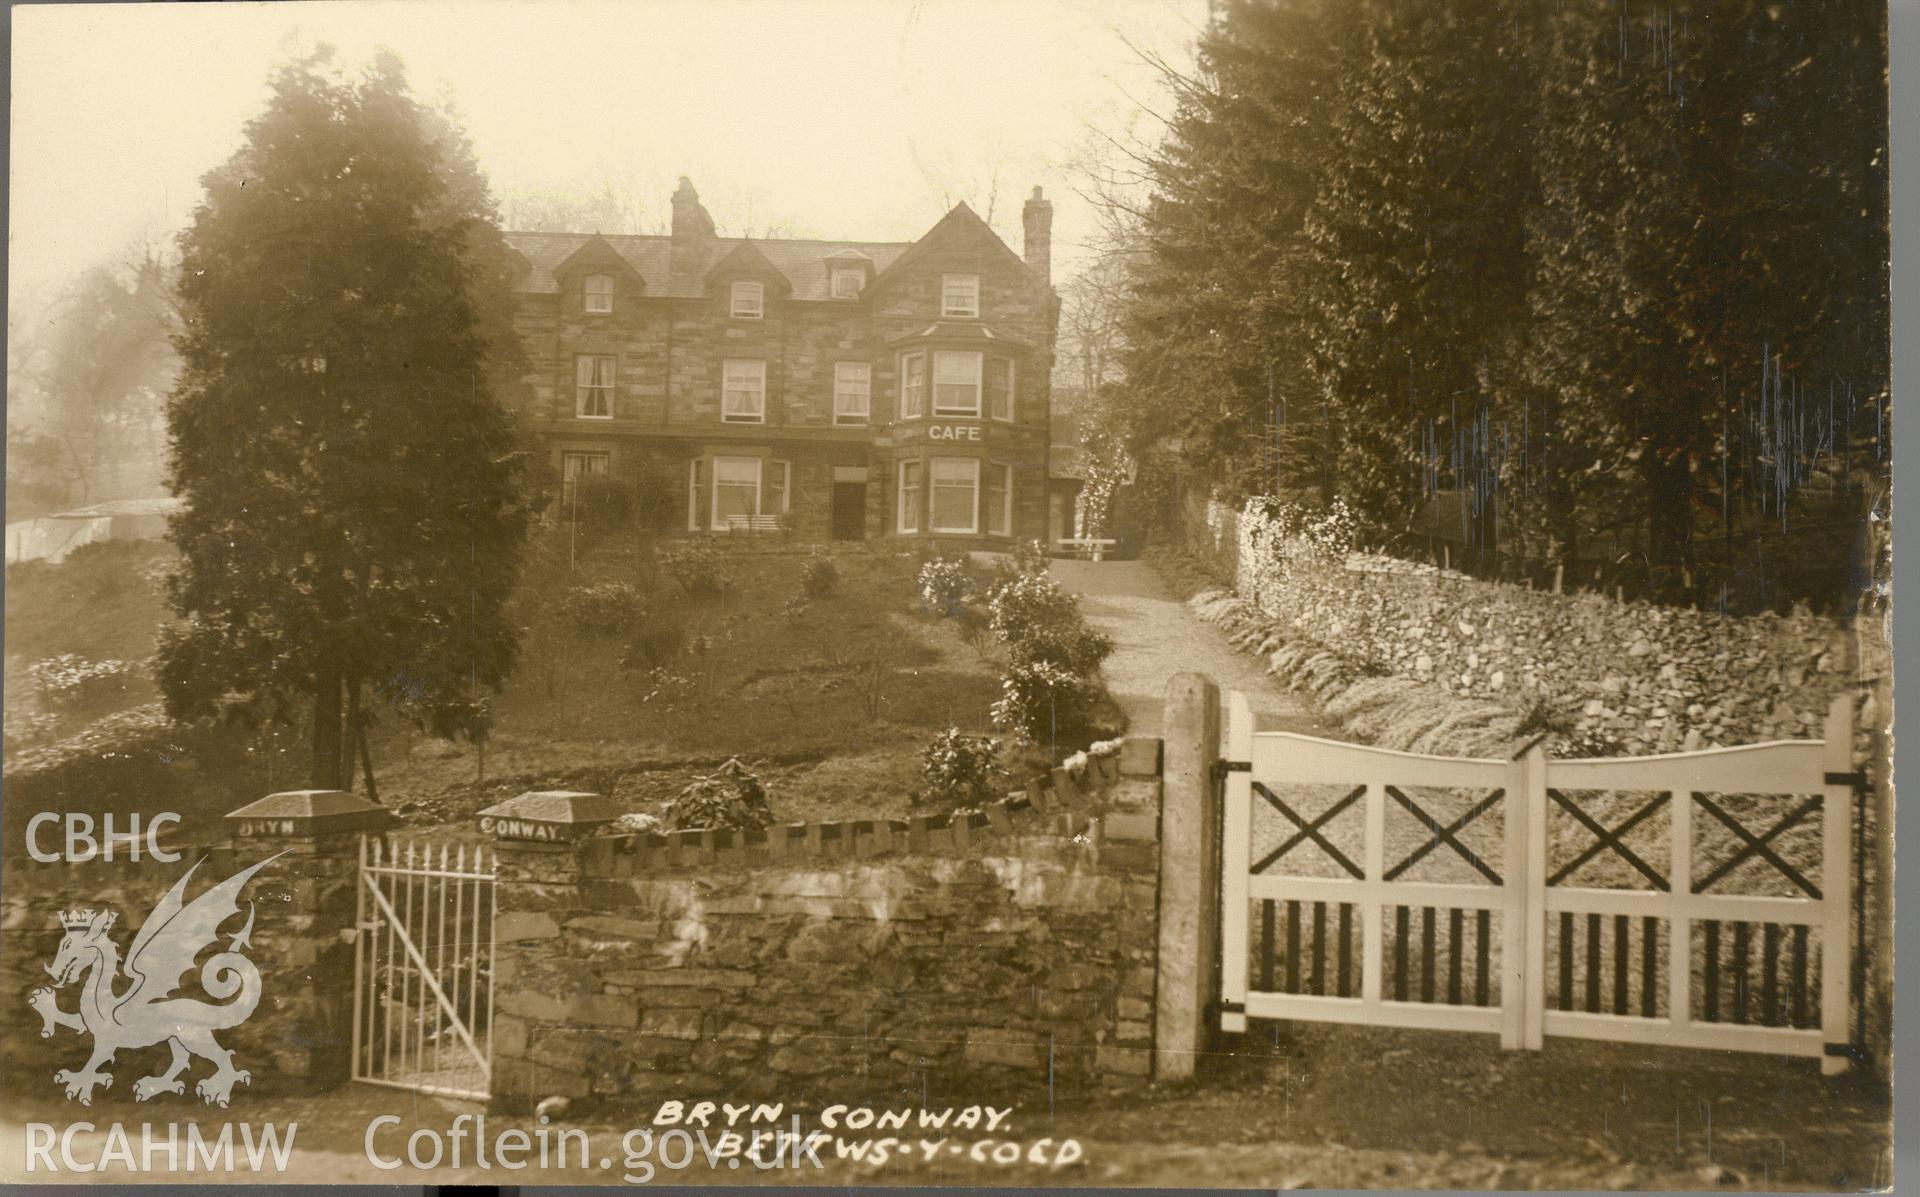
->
(505, 177), (1059, 546)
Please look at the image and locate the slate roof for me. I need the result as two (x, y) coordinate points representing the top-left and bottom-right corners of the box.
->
(505, 231), (912, 300)
(885, 320), (1034, 349)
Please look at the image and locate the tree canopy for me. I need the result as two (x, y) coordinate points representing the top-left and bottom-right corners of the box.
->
(159, 48), (534, 788)
(1114, 0), (1888, 610)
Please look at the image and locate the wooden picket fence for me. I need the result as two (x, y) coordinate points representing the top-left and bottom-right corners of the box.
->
(1218, 691), (1857, 1073)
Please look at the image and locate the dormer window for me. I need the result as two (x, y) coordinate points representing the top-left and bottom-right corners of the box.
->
(730, 280), (764, 319)
(584, 274), (614, 314)
(942, 274), (979, 318)
(831, 268), (864, 299)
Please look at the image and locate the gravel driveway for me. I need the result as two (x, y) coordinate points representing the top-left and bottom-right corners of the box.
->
(1051, 558), (1331, 741)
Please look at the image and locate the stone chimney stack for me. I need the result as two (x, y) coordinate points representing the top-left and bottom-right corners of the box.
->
(670, 175), (716, 276)
(1022, 185), (1054, 289)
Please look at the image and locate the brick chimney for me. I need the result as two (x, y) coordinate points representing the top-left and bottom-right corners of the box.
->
(1022, 185), (1053, 289)
(670, 175), (716, 276)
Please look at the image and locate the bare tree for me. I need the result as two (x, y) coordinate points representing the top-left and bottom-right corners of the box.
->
(14, 250), (181, 506)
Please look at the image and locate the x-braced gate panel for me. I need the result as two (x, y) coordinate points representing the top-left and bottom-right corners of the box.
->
(1219, 691), (1856, 1073)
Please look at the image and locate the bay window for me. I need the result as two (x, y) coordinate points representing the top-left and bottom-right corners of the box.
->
(575, 354), (616, 419)
(929, 458), (979, 534)
(898, 461), (923, 533)
(932, 351), (981, 417)
(984, 461), (1012, 536)
(987, 357), (1014, 421)
(834, 362), (871, 425)
(899, 352), (926, 419)
(722, 359), (766, 423)
(713, 457), (760, 524)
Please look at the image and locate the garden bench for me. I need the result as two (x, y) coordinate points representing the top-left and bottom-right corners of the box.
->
(724, 514), (785, 535)
(1057, 536), (1118, 561)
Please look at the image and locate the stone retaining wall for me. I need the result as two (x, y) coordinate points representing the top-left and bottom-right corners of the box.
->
(0, 697), (1225, 1116)
(488, 738), (1166, 1110)
(1, 838), (359, 1093)
(1188, 495), (1853, 755)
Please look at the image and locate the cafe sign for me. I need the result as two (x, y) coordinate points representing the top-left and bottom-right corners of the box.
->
(926, 424), (982, 442)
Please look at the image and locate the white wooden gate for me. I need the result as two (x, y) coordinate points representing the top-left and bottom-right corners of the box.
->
(353, 836), (497, 1100)
(1219, 691), (1856, 1073)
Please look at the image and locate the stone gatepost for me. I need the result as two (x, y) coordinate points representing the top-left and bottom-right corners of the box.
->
(222, 789), (397, 1088)
(474, 790), (623, 1110)
(1154, 673), (1222, 1082)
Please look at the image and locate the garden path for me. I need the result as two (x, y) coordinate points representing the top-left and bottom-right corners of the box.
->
(1050, 558), (1330, 740)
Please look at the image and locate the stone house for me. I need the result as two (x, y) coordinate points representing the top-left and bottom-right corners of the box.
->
(505, 177), (1060, 546)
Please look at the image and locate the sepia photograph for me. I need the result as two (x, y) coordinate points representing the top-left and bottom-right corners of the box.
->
(1, 0), (1899, 1189)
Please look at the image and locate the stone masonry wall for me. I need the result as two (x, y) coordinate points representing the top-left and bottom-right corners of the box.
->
(0, 839), (358, 1094)
(1190, 495), (1852, 754)
(489, 739), (1163, 1111)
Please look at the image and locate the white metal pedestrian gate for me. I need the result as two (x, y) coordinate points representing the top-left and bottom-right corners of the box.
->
(1218, 691), (1858, 1073)
(353, 836), (497, 1100)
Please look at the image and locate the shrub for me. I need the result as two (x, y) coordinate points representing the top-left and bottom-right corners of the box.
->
(664, 757), (775, 831)
(801, 550), (839, 599)
(916, 556), (972, 616)
(622, 619), (688, 671)
(3, 710), (61, 755)
(986, 571), (1114, 675)
(993, 538), (1052, 585)
(991, 659), (1099, 743)
(1, 704), (196, 834)
(28, 655), (135, 711)
(915, 727), (1006, 811)
(662, 541), (727, 596)
(955, 604), (994, 659)
(564, 581), (646, 636)
(634, 666), (695, 705)
(566, 476), (637, 528)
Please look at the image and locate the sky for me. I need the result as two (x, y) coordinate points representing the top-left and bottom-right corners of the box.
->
(8, 0), (1208, 316)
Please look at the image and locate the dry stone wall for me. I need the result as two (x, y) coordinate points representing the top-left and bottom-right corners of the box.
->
(1191, 496), (1854, 755)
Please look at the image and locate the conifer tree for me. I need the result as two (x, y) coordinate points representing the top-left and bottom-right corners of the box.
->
(1302, 2), (1535, 551)
(159, 49), (533, 789)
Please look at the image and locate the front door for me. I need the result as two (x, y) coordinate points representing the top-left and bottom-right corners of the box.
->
(831, 482), (866, 540)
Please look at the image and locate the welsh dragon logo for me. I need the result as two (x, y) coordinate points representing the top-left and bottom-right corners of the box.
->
(29, 852), (284, 1108)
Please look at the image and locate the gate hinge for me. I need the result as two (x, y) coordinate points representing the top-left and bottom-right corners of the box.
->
(1212, 759), (1251, 783)
(1824, 770), (1868, 790)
